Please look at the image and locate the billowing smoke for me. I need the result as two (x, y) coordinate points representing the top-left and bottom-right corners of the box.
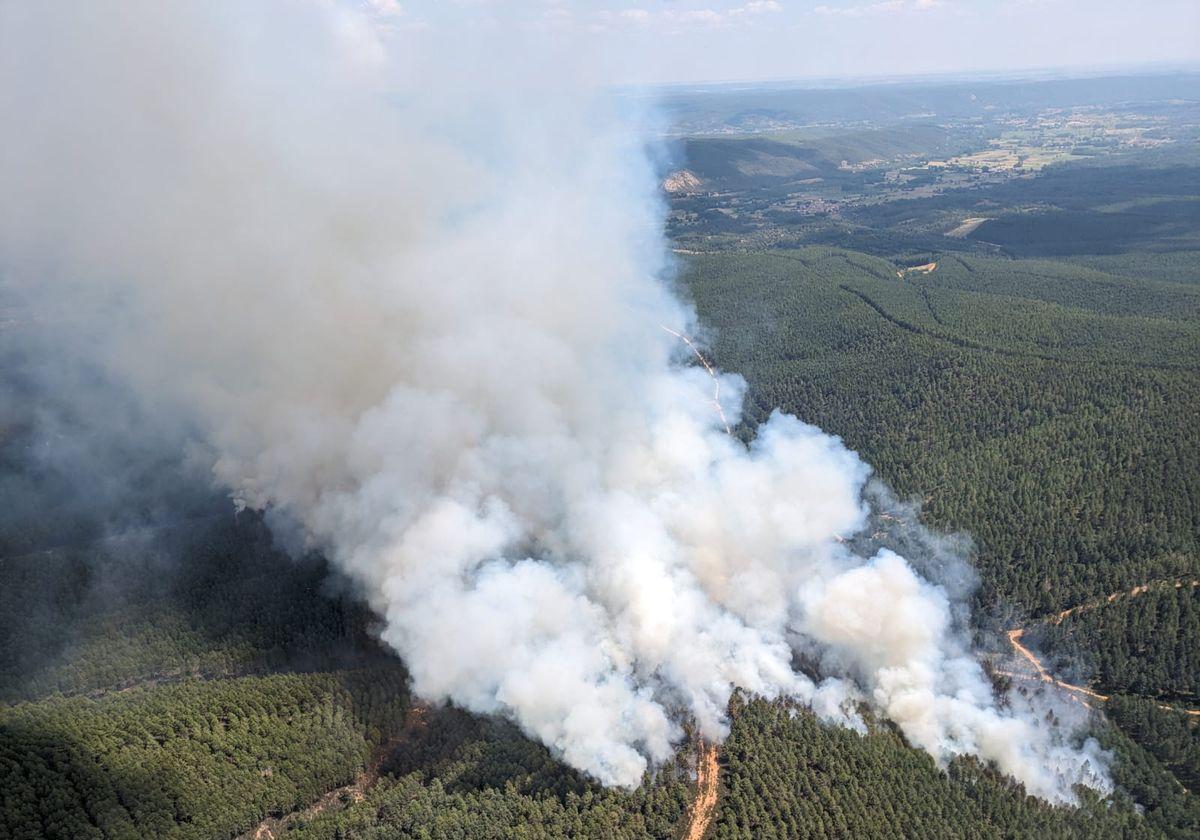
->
(0, 1), (1108, 802)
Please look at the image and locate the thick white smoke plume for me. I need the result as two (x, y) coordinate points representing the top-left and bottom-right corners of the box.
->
(0, 1), (1108, 802)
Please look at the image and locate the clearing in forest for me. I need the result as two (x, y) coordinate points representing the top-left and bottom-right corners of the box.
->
(945, 217), (991, 238)
(897, 261), (938, 277)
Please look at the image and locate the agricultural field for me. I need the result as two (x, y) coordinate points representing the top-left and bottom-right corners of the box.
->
(662, 72), (1200, 258)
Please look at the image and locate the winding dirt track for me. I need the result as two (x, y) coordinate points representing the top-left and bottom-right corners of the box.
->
(661, 325), (732, 435)
(1052, 579), (1199, 626)
(240, 704), (429, 840)
(1004, 579), (1200, 717)
(1003, 628), (1110, 708)
(683, 740), (720, 840)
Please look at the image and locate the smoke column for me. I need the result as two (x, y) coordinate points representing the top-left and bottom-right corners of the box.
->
(0, 1), (1109, 802)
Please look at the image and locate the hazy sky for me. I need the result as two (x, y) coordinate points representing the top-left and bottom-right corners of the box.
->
(369, 0), (1199, 85)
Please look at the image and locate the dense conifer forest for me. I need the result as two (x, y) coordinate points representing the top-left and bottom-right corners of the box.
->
(681, 248), (1200, 616)
(3, 74), (1199, 838)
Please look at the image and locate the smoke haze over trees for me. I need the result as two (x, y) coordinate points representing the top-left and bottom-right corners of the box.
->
(0, 0), (1153, 821)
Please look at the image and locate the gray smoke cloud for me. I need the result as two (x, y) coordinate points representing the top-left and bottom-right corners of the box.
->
(0, 1), (1109, 802)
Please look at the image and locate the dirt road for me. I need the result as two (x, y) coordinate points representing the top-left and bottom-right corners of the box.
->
(1004, 628), (1109, 707)
(1052, 579), (1199, 626)
(1003, 580), (1200, 717)
(683, 740), (720, 840)
(240, 704), (429, 840)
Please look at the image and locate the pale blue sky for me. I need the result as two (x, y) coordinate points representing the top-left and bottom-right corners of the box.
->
(367, 0), (1199, 85)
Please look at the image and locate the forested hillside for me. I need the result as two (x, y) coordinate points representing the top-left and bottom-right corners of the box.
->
(681, 248), (1199, 616)
(3, 241), (1197, 838)
(1, 669), (410, 840)
(710, 697), (1191, 840)
(676, 244), (1199, 836)
(4, 73), (1199, 839)
(1034, 583), (1200, 701)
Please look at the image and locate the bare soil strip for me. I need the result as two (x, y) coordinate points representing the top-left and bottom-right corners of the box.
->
(683, 740), (720, 840)
(1004, 580), (1200, 717)
(896, 261), (938, 277)
(239, 704), (430, 840)
(1003, 629), (1109, 709)
(945, 217), (991, 238)
(1052, 579), (1199, 626)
